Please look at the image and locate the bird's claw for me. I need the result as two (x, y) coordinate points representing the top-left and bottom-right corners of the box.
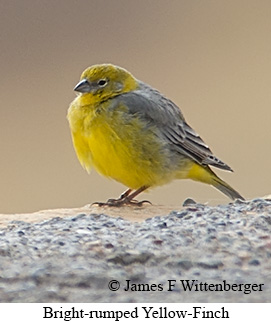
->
(91, 198), (152, 207)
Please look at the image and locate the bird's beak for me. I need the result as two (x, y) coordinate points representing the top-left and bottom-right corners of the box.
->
(74, 79), (92, 93)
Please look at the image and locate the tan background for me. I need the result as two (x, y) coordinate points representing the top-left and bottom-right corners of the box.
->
(1, 0), (270, 214)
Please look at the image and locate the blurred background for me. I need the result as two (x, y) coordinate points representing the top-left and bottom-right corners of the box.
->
(1, 0), (270, 214)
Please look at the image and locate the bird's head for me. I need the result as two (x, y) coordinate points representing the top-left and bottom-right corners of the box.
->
(74, 64), (138, 103)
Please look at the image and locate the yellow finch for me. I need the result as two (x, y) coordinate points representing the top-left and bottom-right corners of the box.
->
(67, 64), (244, 205)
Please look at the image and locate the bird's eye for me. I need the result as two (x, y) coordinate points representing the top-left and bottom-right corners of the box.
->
(97, 79), (107, 87)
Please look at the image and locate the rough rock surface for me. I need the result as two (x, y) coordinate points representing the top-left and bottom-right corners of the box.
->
(0, 198), (270, 302)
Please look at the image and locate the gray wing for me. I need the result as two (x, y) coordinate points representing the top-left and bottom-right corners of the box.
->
(114, 82), (232, 172)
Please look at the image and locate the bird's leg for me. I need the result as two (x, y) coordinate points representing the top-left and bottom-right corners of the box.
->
(123, 186), (151, 205)
(92, 186), (151, 207)
(119, 188), (132, 200)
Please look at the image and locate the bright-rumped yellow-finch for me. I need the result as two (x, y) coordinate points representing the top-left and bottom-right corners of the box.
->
(67, 64), (244, 205)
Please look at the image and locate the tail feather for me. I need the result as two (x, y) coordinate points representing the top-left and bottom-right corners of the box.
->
(186, 163), (244, 201)
(211, 176), (244, 201)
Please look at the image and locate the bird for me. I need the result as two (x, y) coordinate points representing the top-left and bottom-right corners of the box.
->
(67, 64), (244, 206)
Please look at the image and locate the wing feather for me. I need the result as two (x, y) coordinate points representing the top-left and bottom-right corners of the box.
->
(113, 82), (233, 172)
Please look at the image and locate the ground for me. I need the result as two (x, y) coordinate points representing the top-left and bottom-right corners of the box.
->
(0, 198), (270, 302)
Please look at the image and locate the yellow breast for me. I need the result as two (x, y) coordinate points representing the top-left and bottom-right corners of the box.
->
(67, 96), (168, 189)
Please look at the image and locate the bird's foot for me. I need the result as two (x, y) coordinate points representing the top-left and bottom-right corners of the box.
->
(91, 186), (151, 207)
(92, 198), (152, 207)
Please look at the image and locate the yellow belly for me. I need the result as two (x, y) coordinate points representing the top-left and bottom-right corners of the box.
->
(68, 100), (169, 189)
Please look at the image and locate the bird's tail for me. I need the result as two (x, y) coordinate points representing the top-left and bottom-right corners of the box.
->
(186, 163), (244, 201)
(211, 175), (244, 201)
